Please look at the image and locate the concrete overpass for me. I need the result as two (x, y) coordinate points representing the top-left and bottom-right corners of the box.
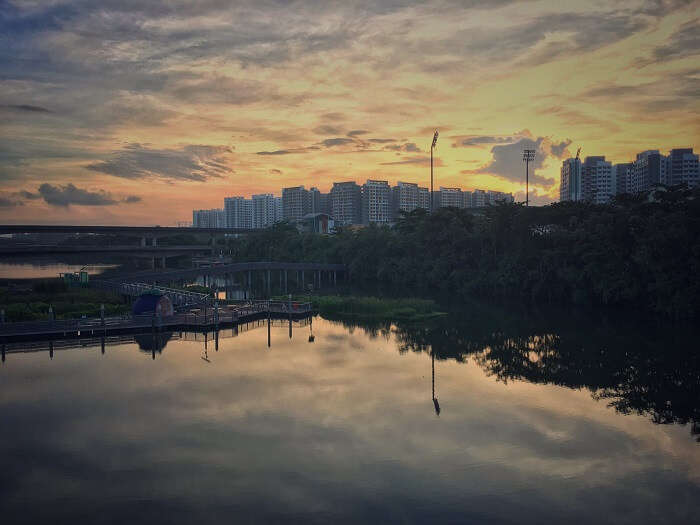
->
(0, 225), (254, 236)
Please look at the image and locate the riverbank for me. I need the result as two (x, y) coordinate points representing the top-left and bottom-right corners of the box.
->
(273, 294), (446, 322)
(0, 280), (129, 321)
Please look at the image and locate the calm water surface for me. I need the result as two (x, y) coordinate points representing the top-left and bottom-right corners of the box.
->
(1, 309), (698, 524)
(0, 261), (117, 279)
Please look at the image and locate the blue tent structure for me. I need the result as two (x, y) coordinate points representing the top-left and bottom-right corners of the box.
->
(132, 290), (174, 317)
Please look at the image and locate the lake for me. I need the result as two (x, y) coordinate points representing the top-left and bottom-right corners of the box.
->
(0, 306), (698, 524)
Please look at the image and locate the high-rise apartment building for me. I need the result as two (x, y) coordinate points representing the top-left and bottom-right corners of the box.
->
(391, 181), (419, 218)
(486, 190), (514, 204)
(417, 187), (431, 210)
(282, 186), (311, 221)
(251, 194), (279, 229)
(560, 158), (582, 202)
(581, 156), (613, 204)
(224, 197), (252, 229)
(630, 150), (667, 194)
(472, 189), (486, 207)
(438, 187), (463, 208)
(330, 181), (362, 225)
(362, 180), (391, 224)
(193, 208), (225, 228)
(668, 148), (699, 188)
(613, 162), (633, 195)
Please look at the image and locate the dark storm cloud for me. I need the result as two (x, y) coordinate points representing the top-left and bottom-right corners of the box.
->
(467, 138), (555, 187)
(86, 143), (233, 182)
(19, 190), (40, 200)
(0, 195), (23, 207)
(38, 183), (117, 207)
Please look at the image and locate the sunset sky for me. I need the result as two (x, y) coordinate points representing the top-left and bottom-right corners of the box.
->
(1, 0), (698, 225)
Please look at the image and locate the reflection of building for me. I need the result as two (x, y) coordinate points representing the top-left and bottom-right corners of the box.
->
(132, 291), (174, 317)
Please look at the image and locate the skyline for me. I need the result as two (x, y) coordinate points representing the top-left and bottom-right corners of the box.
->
(1, 0), (699, 225)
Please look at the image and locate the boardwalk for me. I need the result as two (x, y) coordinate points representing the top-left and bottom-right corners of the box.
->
(0, 300), (313, 342)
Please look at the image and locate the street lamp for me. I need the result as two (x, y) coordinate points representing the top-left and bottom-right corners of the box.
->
(522, 149), (535, 206)
(430, 130), (439, 212)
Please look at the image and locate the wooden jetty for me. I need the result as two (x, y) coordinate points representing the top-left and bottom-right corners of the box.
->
(0, 300), (313, 343)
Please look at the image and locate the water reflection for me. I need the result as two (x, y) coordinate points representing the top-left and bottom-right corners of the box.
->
(0, 306), (698, 524)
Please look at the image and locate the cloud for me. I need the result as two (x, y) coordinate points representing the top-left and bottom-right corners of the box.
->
(321, 137), (354, 147)
(347, 130), (369, 137)
(123, 195), (142, 204)
(384, 142), (422, 152)
(38, 183), (118, 207)
(313, 125), (343, 135)
(380, 156), (444, 166)
(367, 138), (397, 144)
(551, 139), (572, 158)
(18, 190), (40, 200)
(86, 143), (233, 182)
(0, 195), (24, 207)
(465, 137), (555, 187)
(269, 169), (282, 175)
(257, 148), (310, 155)
(637, 18), (700, 66)
(458, 135), (518, 146)
(0, 104), (52, 113)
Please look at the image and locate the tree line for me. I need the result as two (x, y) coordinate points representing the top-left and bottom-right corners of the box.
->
(226, 186), (700, 319)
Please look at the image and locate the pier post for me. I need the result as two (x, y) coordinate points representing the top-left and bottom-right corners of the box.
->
(284, 270), (288, 293)
(334, 270), (337, 287)
(301, 270), (305, 291)
(267, 269), (271, 296)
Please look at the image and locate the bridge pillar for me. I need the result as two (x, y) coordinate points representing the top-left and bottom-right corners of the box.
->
(160, 256), (166, 269)
(334, 270), (337, 287)
(141, 237), (146, 247)
(151, 256), (156, 269)
(301, 270), (305, 290)
(152, 237), (157, 247)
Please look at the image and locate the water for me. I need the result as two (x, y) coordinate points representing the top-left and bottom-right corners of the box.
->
(1, 308), (698, 524)
(0, 261), (118, 279)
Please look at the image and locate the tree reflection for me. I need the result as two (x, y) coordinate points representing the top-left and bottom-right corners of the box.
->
(331, 303), (700, 441)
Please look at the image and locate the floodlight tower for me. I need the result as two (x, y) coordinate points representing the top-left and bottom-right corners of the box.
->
(430, 130), (439, 212)
(522, 148), (536, 206)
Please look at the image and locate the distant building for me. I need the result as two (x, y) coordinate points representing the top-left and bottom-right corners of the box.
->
(417, 186), (431, 210)
(297, 213), (334, 234)
(362, 180), (391, 224)
(668, 148), (699, 188)
(193, 208), (225, 228)
(613, 162), (633, 195)
(560, 158), (582, 202)
(438, 187), (463, 208)
(486, 190), (514, 204)
(251, 193), (278, 229)
(462, 191), (473, 208)
(274, 196), (283, 223)
(391, 181), (419, 218)
(330, 181), (362, 225)
(631, 150), (667, 194)
(472, 189), (486, 207)
(582, 156), (613, 204)
(282, 186), (311, 221)
(224, 197), (252, 229)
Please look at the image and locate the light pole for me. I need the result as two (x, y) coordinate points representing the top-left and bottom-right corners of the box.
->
(522, 149), (535, 206)
(430, 130), (439, 212)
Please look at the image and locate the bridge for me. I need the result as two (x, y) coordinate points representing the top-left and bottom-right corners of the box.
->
(0, 224), (254, 235)
(101, 261), (347, 295)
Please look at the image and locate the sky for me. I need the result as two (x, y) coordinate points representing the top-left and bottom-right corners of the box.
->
(0, 0), (698, 225)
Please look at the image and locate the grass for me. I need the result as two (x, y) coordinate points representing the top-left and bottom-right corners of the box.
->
(272, 294), (446, 322)
(0, 280), (130, 321)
